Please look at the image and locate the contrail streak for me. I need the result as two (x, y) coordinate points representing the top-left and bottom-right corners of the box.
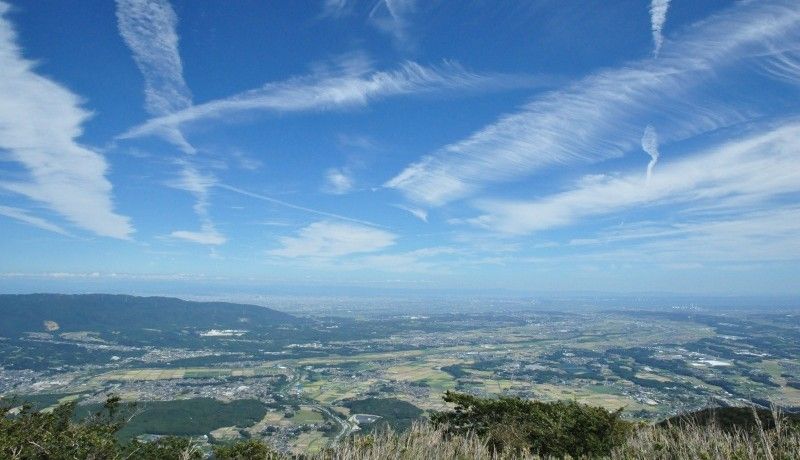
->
(217, 184), (386, 228)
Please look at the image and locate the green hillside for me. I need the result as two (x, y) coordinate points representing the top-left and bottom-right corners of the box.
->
(0, 294), (300, 338)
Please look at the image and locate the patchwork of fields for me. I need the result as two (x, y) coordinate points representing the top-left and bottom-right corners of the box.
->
(4, 309), (800, 453)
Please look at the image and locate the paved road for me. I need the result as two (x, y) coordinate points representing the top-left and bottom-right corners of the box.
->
(285, 368), (355, 447)
(312, 403), (355, 447)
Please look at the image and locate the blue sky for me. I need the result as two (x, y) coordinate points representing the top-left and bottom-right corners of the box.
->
(1, 0), (799, 296)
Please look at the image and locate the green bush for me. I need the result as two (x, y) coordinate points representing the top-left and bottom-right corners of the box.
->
(430, 391), (633, 458)
(0, 396), (201, 459)
(124, 437), (203, 460)
(212, 438), (283, 459)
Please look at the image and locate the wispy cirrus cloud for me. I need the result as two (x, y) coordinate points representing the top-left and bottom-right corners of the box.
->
(170, 224), (226, 246)
(343, 246), (457, 273)
(166, 163), (226, 245)
(320, 0), (353, 19)
(268, 221), (396, 258)
(387, 0), (800, 206)
(116, 0), (195, 154)
(116, 0), (191, 115)
(0, 205), (71, 236)
(323, 167), (355, 195)
(468, 120), (800, 235)
(393, 204), (428, 222)
(760, 50), (800, 85)
(566, 207), (800, 261)
(641, 125), (660, 181)
(321, 0), (418, 49)
(542, 204), (800, 272)
(119, 55), (542, 142)
(267, 222), (457, 273)
(0, 2), (132, 239)
(604, 207), (800, 263)
(369, 0), (417, 49)
(117, 0), (230, 245)
(649, 0), (670, 57)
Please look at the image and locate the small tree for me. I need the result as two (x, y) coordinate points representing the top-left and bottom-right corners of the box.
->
(124, 436), (203, 460)
(430, 391), (632, 458)
(212, 438), (284, 459)
(1, 399), (120, 459)
(0, 396), (202, 459)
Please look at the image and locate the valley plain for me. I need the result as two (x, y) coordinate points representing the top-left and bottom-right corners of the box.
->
(1, 294), (798, 454)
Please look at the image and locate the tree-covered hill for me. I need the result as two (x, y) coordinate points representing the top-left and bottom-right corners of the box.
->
(0, 293), (302, 338)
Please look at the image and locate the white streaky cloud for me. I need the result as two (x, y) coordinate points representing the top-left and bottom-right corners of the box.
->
(0, 3), (133, 239)
(337, 134), (375, 150)
(263, 245), (458, 273)
(760, 50), (800, 85)
(117, 0), (226, 245)
(166, 163), (227, 245)
(620, 207), (800, 263)
(641, 124), (660, 181)
(560, 205), (800, 264)
(268, 221), (396, 258)
(369, 0), (417, 48)
(230, 150), (263, 171)
(119, 57), (541, 141)
(218, 183), (384, 228)
(393, 204), (428, 222)
(323, 167), (354, 194)
(0, 205), (72, 236)
(387, 0), (800, 206)
(116, 0), (194, 153)
(468, 121), (800, 235)
(117, 0), (228, 245)
(474, 206), (800, 274)
(115, 0), (191, 114)
(170, 224), (226, 245)
(321, 0), (352, 18)
(344, 246), (457, 273)
(650, 0), (670, 57)
(166, 163), (216, 215)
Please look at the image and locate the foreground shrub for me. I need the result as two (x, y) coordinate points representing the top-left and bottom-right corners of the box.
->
(213, 438), (283, 460)
(429, 391), (632, 458)
(1, 401), (120, 459)
(0, 396), (201, 459)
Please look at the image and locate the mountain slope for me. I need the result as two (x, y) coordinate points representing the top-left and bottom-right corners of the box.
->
(0, 293), (300, 337)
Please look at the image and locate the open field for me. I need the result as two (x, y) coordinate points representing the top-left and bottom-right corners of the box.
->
(290, 408), (325, 424)
(302, 378), (378, 405)
(291, 430), (329, 454)
(92, 366), (286, 382)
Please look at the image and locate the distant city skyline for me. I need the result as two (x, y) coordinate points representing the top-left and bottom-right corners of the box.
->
(1, 0), (799, 295)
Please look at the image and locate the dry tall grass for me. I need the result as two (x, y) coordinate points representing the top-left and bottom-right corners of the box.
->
(311, 422), (516, 460)
(309, 409), (800, 460)
(612, 408), (800, 460)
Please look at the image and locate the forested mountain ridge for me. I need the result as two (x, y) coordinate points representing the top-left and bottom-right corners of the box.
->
(0, 294), (301, 337)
